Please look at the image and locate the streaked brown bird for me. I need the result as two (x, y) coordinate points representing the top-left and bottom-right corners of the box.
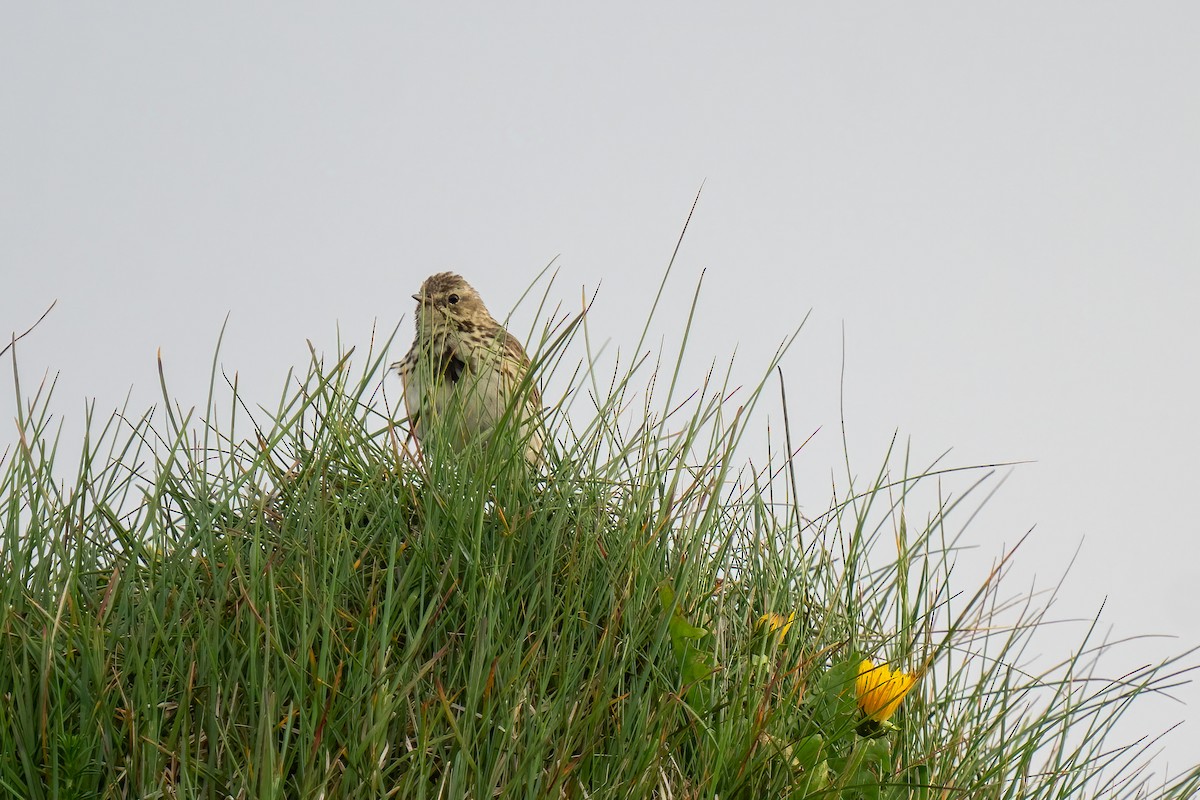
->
(391, 272), (543, 464)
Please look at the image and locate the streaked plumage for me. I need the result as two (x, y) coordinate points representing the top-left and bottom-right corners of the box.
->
(391, 272), (543, 464)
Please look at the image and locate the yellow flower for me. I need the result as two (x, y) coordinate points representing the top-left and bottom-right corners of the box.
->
(757, 611), (796, 642)
(855, 659), (918, 723)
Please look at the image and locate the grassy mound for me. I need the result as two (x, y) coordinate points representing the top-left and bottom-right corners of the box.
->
(2, 292), (1197, 799)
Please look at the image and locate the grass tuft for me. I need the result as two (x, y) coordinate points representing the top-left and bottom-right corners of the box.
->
(2, 280), (1197, 799)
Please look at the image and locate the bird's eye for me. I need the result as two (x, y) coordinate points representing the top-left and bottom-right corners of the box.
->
(448, 294), (459, 305)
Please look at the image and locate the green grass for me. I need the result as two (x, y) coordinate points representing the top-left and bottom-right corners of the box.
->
(2, 277), (1198, 799)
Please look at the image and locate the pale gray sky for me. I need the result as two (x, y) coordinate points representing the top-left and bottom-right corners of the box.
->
(3, 4), (1198, 767)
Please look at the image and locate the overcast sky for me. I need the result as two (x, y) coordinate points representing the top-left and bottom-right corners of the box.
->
(3, 4), (1197, 770)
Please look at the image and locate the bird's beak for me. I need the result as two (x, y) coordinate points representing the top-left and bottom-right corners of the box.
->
(412, 293), (422, 302)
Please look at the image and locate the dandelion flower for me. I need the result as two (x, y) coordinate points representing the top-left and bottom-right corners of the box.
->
(855, 659), (918, 723)
(757, 611), (796, 642)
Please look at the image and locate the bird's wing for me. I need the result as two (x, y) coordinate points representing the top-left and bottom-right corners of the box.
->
(395, 348), (422, 425)
(498, 329), (541, 408)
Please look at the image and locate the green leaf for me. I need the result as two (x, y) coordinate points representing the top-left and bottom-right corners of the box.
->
(795, 758), (830, 796)
(792, 733), (824, 769)
(659, 580), (718, 708)
(861, 736), (892, 775)
(808, 658), (862, 732)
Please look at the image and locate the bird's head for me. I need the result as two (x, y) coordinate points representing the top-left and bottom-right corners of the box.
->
(412, 272), (490, 333)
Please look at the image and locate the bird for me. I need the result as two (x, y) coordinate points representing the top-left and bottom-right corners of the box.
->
(391, 272), (543, 465)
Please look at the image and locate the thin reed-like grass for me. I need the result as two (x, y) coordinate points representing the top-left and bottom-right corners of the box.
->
(1, 276), (1196, 799)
